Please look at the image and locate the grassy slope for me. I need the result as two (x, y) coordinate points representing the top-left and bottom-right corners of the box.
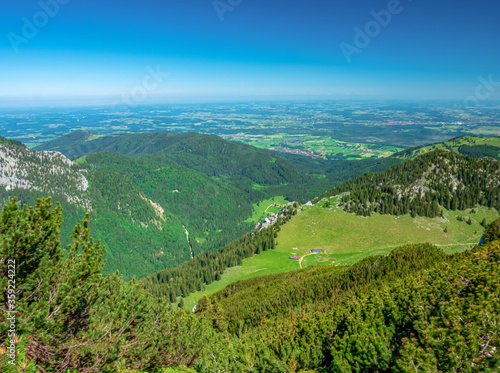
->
(183, 248), (299, 311)
(398, 135), (500, 159)
(245, 196), (288, 224)
(182, 200), (498, 310)
(280, 203), (497, 267)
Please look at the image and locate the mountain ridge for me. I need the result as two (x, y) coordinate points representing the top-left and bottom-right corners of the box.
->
(393, 134), (500, 160)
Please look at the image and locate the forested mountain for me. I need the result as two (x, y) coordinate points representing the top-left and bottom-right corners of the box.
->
(3, 134), (500, 371)
(1, 196), (499, 372)
(2, 132), (326, 279)
(141, 151), (499, 312)
(317, 150), (500, 218)
(8, 131), (499, 281)
(4, 132), (342, 279)
(34, 131), (403, 200)
(72, 139), (329, 278)
(35, 131), (301, 180)
(20, 131), (403, 279)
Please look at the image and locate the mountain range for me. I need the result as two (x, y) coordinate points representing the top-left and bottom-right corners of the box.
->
(2, 133), (498, 279)
(0, 131), (370, 279)
(1, 131), (499, 372)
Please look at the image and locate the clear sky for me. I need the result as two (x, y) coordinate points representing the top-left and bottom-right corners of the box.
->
(1, 0), (500, 104)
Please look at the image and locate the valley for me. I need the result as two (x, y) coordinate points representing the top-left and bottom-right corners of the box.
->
(2, 131), (498, 284)
(1, 131), (342, 279)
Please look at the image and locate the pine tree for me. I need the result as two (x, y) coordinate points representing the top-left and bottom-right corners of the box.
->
(0, 197), (106, 372)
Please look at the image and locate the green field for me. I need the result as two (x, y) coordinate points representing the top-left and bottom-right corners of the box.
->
(231, 133), (404, 159)
(74, 155), (87, 165)
(245, 196), (288, 224)
(182, 202), (498, 311)
(278, 203), (498, 268)
(183, 246), (299, 311)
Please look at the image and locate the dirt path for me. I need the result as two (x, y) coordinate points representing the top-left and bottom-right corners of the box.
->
(253, 268), (267, 273)
(299, 253), (313, 269)
(264, 204), (277, 214)
(183, 225), (194, 259)
(434, 243), (477, 247)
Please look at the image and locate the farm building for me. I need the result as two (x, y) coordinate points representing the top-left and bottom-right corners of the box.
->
(311, 249), (322, 254)
(289, 256), (301, 261)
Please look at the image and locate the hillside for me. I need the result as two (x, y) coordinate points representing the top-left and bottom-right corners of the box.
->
(179, 200), (498, 311)
(33, 131), (404, 201)
(143, 150), (499, 310)
(0, 140), (192, 279)
(319, 150), (499, 218)
(0, 139), (257, 279)
(34, 131), (318, 186)
(32, 130), (107, 158)
(0, 139), (90, 209)
(200, 243), (448, 333)
(394, 135), (500, 160)
(195, 229), (500, 372)
(0, 136), (26, 149)
(2, 195), (499, 372)
(9, 134), (500, 282)
(21, 131), (406, 279)
(76, 146), (326, 279)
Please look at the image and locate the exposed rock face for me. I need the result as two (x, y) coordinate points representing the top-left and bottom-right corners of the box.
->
(0, 144), (91, 211)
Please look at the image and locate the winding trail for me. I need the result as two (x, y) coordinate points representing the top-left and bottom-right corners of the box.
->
(299, 253), (313, 269)
(183, 225), (194, 259)
(434, 243), (477, 247)
(264, 204), (277, 214)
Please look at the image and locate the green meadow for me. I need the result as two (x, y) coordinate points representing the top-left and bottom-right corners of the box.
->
(244, 196), (288, 224)
(74, 155), (87, 165)
(279, 203), (498, 268)
(182, 202), (498, 311)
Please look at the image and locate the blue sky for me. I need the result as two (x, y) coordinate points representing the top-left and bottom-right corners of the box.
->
(1, 0), (500, 103)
